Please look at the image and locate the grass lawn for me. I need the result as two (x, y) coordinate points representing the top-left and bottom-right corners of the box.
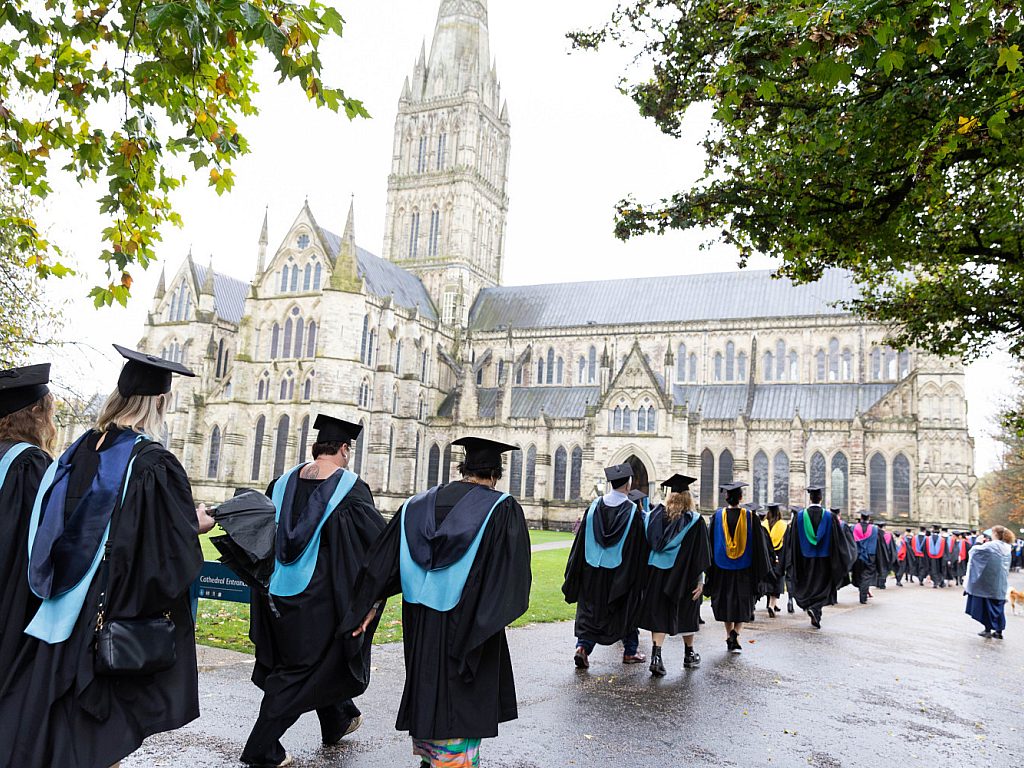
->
(194, 535), (574, 654)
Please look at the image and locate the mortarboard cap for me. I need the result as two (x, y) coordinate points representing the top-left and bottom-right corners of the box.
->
(766, 503), (781, 513)
(660, 473), (697, 493)
(905, 528), (913, 533)
(627, 489), (647, 503)
(313, 414), (362, 444)
(719, 481), (748, 492)
(790, 506), (803, 515)
(829, 507), (841, 514)
(0, 363), (50, 418)
(114, 344), (195, 397)
(604, 463), (633, 484)
(452, 436), (518, 472)
(941, 527), (949, 532)
(806, 485), (823, 493)
(858, 510), (872, 520)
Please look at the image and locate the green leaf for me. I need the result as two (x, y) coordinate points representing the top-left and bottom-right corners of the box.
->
(877, 50), (905, 75)
(997, 45), (1022, 72)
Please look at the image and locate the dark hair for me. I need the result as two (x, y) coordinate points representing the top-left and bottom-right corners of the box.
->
(611, 478), (631, 492)
(312, 440), (348, 459)
(457, 463), (503, 482)
(625, 456), (648, 494)
(808, 489), (823, 504)
(726, 488), (743, 506)
(767, 506), (782, 525)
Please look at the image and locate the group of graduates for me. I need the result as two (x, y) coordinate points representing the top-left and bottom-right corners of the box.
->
(0, 353), (532, 768)
(889, 526), (981, 589)
(562, 460), (859, 676)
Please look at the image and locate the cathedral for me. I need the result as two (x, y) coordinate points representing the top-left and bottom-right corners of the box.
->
(138, 0), (979, 529)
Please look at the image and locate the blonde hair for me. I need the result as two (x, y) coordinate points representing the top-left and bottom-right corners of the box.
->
(991, 526), (1017, 545)
(664, 490), (695, 523)
(94, 388), (167, 438)
(0, 393), (57, 456)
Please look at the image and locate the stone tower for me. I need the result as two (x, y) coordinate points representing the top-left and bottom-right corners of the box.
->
(381, 0), (511, 328)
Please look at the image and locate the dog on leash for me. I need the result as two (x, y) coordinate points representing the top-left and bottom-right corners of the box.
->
(1010, 589), (1024, 616)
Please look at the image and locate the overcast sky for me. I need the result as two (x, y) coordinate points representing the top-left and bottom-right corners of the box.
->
(33, 0), (1013, 474)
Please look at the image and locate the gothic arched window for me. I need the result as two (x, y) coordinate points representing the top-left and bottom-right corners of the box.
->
(553, 446), (568, 501)
(546, 348), (555, 384)
(637, 406), (647, 433)
(273, 415), (290, 477)
(677, 343), (687, 381)
(436, 132), (447, 170)
(753, 450), (769, 507)
(298, 415), (310, 461)
(303, 372), (314, 401)
(251, 416), (265, 481)
(841, 348), (853, 381)
(442, 443), (452, 484)
(556, 357), (564, 384)
(870, 453), (888, 514)
(612, 405), (623, 432)
(810, 451), (827, 490)
(306, 321), (317, 357)
(360, 315), (369, 364)
(313, 262), (322, 290)
(290, 263), (299, 292)
(828, 338), (840, 381)
(428, 208), (441, 257)
(763, 351), (774, 382)
(395, 340), (403, 374)
(689, 353), (698, 382)
(815, 350), (826, 381)
(270, 323), (280, 359)
(718, 449), (734, 506)
(428, 443), (440, 487)
(773, 450), (790, 505)
(725, 341), (736, 381)
(578, 356), (586, 384)
(283, 318), (293, 358)
(537, 356), (545, 384)
(622, 406), (633, 433)
(303, 263), (312, 291)
(524, 446), (537, 498)
(830, 452), (848, 511)
(737, 351), (748, 381)
(699, 449), (715, 510)
(359, 379), (370, 409)
(893, 454), (911, 515)
(588, 346), (597, 383)
(408, 211), (420, 259)
(714, 352), (723, 381)
(354, 420), (366, 474)
(898, 350), (910, 378)
(293, 317), (304, 358)
(207, 426), (221, 479)
(570, 446), (583, 500)
(776, 340), (787, 379)
(509, 446), (523, 496)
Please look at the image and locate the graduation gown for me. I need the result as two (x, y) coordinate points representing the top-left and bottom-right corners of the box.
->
(345, 482), (531, 741)
(784, 506), (850, 612)
(0, 443), (50, 677)
(0, 432), (203, 768)
(249, 474), (386, 720)
(562, 497), (649, 644)
(705, 507), (773, 623)
(875, 532), (897, 587)
(635, 509), (710, 635)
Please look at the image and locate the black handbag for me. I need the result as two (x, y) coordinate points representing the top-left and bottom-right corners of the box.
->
(93, 545), (178, 677)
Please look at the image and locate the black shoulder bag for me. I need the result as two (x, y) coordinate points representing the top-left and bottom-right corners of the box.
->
(93, 443), (177, 677)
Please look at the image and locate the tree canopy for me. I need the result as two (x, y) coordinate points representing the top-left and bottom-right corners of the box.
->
(572, 0), (1024, 361)
(0, 0), (366, 307)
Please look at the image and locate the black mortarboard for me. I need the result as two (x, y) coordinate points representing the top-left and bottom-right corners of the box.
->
(313, 414), (362, 444)
(829, 507), (841, 514)
(859, 510), (872, 520)
(114, 344), (195, 396)
(878, 521), (887, 527)
(719, 481), (748, 492)
(604, 463), (633, 484)
(627, 489), (647, 503)
(766, 503), (781, 513)
(452, 436), (518, 472)
(660, 473), (697, 493)
(932, 524), (941, 532)
(806, 485), (823, 493)
(790, 506), (803, 515)
(941, 527), (949, 532)
(0, 363), (50, 417)
(905, 528), (913, 533)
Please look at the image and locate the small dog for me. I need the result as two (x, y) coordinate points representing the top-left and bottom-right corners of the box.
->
(1010, 589), (1024, 616)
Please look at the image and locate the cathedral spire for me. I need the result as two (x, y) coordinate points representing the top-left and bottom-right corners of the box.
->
(256, 206), (269, 275)
(343, 196), (356, 249)
(154, 265), (166, 299)
(424, 0), (492, 100)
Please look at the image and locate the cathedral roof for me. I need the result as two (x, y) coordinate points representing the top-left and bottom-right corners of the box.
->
(191, 263), (248, 325)
(467, 268), (860, 331)
(439, 385), (600, 419)
(316, 227), (438, 320)
(672, 382), (897, 420)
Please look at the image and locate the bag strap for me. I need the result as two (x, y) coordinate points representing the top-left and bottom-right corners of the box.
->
(94, 435), (158, 631)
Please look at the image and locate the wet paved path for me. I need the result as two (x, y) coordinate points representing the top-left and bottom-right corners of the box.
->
(530, 540), (573, 553)
(127, 573), (1024, 768)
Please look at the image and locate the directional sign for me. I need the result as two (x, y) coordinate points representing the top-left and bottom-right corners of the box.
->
(193, 561), (251, 603)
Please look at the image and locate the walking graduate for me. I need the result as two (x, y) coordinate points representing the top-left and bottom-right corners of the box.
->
(705, 482), (772, 653)
(241, 415), (386, 768)
(0, 345), (207, 768)
(895, 529), (913, 586)
(875, 522), (896, 590)
(347, 437), (531, 768)
(784, 485), (851, 629)
(761, 503), (788, 617)
(563, 462), (649, 667)
(954, 532), (971, 586)
(851, 511), (879, 604)
(912, 526), (928, 584)
(0, 364), (55, 675)
(636, 474), (710, 676)
(926, 525), (947, 587)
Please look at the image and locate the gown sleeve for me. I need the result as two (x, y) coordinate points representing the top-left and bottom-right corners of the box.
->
(561, 508), (588, 604)
(341, 510), (403, 635)
(332, 479), (387, 603)
(451, 497), (531, 680)
(105, 447), (204, 618)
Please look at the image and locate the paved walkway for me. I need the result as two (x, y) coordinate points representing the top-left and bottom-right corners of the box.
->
(127, 573), (1024, 768)
(530, 540), (573, 553)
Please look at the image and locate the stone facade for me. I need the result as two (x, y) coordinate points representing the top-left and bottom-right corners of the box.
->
(136, 0), (978, 529)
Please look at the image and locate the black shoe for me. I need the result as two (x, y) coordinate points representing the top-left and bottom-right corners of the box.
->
(978, 629), (992, 637)
(323, 714), (363, 746)
(649, 645), (666, 677)
(684, 648), (701, 668)
(574, 646), (590, 669)
(767, 605), (776, 618)
(727, 630), (742, 653)
(993, 631), (1004, 640)
(787, 598), (795, 614)
(807, 609), (821, 629)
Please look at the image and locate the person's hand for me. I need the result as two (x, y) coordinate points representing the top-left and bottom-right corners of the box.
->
(351, 606), (378, 637)
(196, 503), (216, 535)
(692, 583), (704, 602)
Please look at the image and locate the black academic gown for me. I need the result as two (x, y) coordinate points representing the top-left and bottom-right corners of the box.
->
(874, 533), (895, 587)
(0, 443), (49, 676)
(635, 509), (710, 635)
(784, 506), (851, 613)
(562, 497), (649, 644)
(705, 507), (773, 623)
(345, 481), (531, 741)
(926, 534), (946, 584)
(0, 432), (203, 768)
(248, 475), (386, 721)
